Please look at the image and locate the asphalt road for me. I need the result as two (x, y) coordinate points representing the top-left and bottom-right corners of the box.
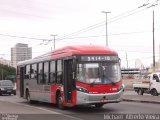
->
(0, 95), (160, 120)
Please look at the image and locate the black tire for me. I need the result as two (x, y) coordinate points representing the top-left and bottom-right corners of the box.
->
(57, 93), (65, 109)
(26, 90), (31, 103)
(151, 89), (158, 96)
(26, 90), (35, 104)
(137, 89), (143, 95)
(95, 103), (104, 108)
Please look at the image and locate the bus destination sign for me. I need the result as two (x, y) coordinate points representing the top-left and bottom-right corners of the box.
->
(80, 55), (119, 62)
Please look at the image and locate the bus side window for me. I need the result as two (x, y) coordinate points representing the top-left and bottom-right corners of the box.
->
(44, 62), (49, 84)
(38, 63), (43, 84)
(50, 61), (56, 84)
(57, 60), (63, 84)
(31, 64), (37, 79)
(25, 65), (30, 79)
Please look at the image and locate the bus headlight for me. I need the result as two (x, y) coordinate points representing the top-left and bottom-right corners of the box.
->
(76, 86), (88, 93)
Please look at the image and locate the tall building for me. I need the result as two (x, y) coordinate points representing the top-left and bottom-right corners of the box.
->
(11, 43), (32, 68)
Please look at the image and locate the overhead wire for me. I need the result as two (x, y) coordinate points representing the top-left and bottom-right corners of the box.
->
(57, 30), (152, 40)
(0, 0), (159, 45)
(57, 0), (159, 41)
(0, 33), (50, 41)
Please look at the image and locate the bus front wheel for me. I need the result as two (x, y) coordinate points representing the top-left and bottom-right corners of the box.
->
(57, 93), (65, 109)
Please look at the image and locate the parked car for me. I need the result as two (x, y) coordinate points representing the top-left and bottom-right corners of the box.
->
(0, 80), (16, 96)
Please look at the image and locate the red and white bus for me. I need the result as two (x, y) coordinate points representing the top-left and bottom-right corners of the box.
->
(16, 45), (124, 108)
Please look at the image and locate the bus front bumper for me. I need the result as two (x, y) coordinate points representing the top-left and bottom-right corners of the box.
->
(76, 89), (124, 105)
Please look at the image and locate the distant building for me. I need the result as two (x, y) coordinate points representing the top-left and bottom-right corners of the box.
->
(121, 68), (149, 79)
(11, 43), (32, 68)
(0, 57), (11, 66)
(121, 68), (141, 79)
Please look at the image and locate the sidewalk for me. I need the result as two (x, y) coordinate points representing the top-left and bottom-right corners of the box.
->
(123, 90), (160, 104)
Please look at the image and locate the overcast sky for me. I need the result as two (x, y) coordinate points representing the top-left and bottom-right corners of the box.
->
(0, 0), (160, 68)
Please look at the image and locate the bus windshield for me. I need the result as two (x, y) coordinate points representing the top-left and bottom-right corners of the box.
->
(77, 62), (121, 84)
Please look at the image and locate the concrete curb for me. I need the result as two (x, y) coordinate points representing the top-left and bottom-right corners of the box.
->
(123, 98), (160, 104)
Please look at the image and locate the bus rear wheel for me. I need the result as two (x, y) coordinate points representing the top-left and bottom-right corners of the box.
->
(26, 90), (37, 104)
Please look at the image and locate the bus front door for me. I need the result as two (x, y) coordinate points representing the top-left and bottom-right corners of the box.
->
(63, 60), (76, 103)
(20, 67), (25, 97)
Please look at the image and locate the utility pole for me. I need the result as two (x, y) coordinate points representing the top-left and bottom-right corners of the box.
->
(102, 11), (111, 47)
(159, 44), (160, 71)
(50, 34), (57, 50)
(159, 44), (160, 62)
(152, 10), (155, 72)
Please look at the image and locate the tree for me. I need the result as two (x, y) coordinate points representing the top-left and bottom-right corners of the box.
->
(0, 64), (16, 82)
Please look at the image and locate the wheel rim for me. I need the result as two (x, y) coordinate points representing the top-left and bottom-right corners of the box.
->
(138, 90), (142, 95)
(27, 92), (31, 102)
(152, 89), (157, 96)
(58, 95), (63, 109)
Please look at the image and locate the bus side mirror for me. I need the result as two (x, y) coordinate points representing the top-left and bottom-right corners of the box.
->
(72, 57), (77, 72)
(119, 58), (121, 66)
(72, 58), (77, 81)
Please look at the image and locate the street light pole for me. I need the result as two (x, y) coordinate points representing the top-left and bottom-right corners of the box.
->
(102, 11), (111, 47)
(152, 10), (155, 72)
(50, 34), (57, 50)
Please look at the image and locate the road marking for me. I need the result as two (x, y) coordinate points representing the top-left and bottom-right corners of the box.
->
(0, 100), (83, 120)
(16, 103), (84, 120)
(7, 101), (61, 114)
(62, 114), (84, 120)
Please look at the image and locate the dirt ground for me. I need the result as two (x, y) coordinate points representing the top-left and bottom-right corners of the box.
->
(122, 79), (144, 90)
